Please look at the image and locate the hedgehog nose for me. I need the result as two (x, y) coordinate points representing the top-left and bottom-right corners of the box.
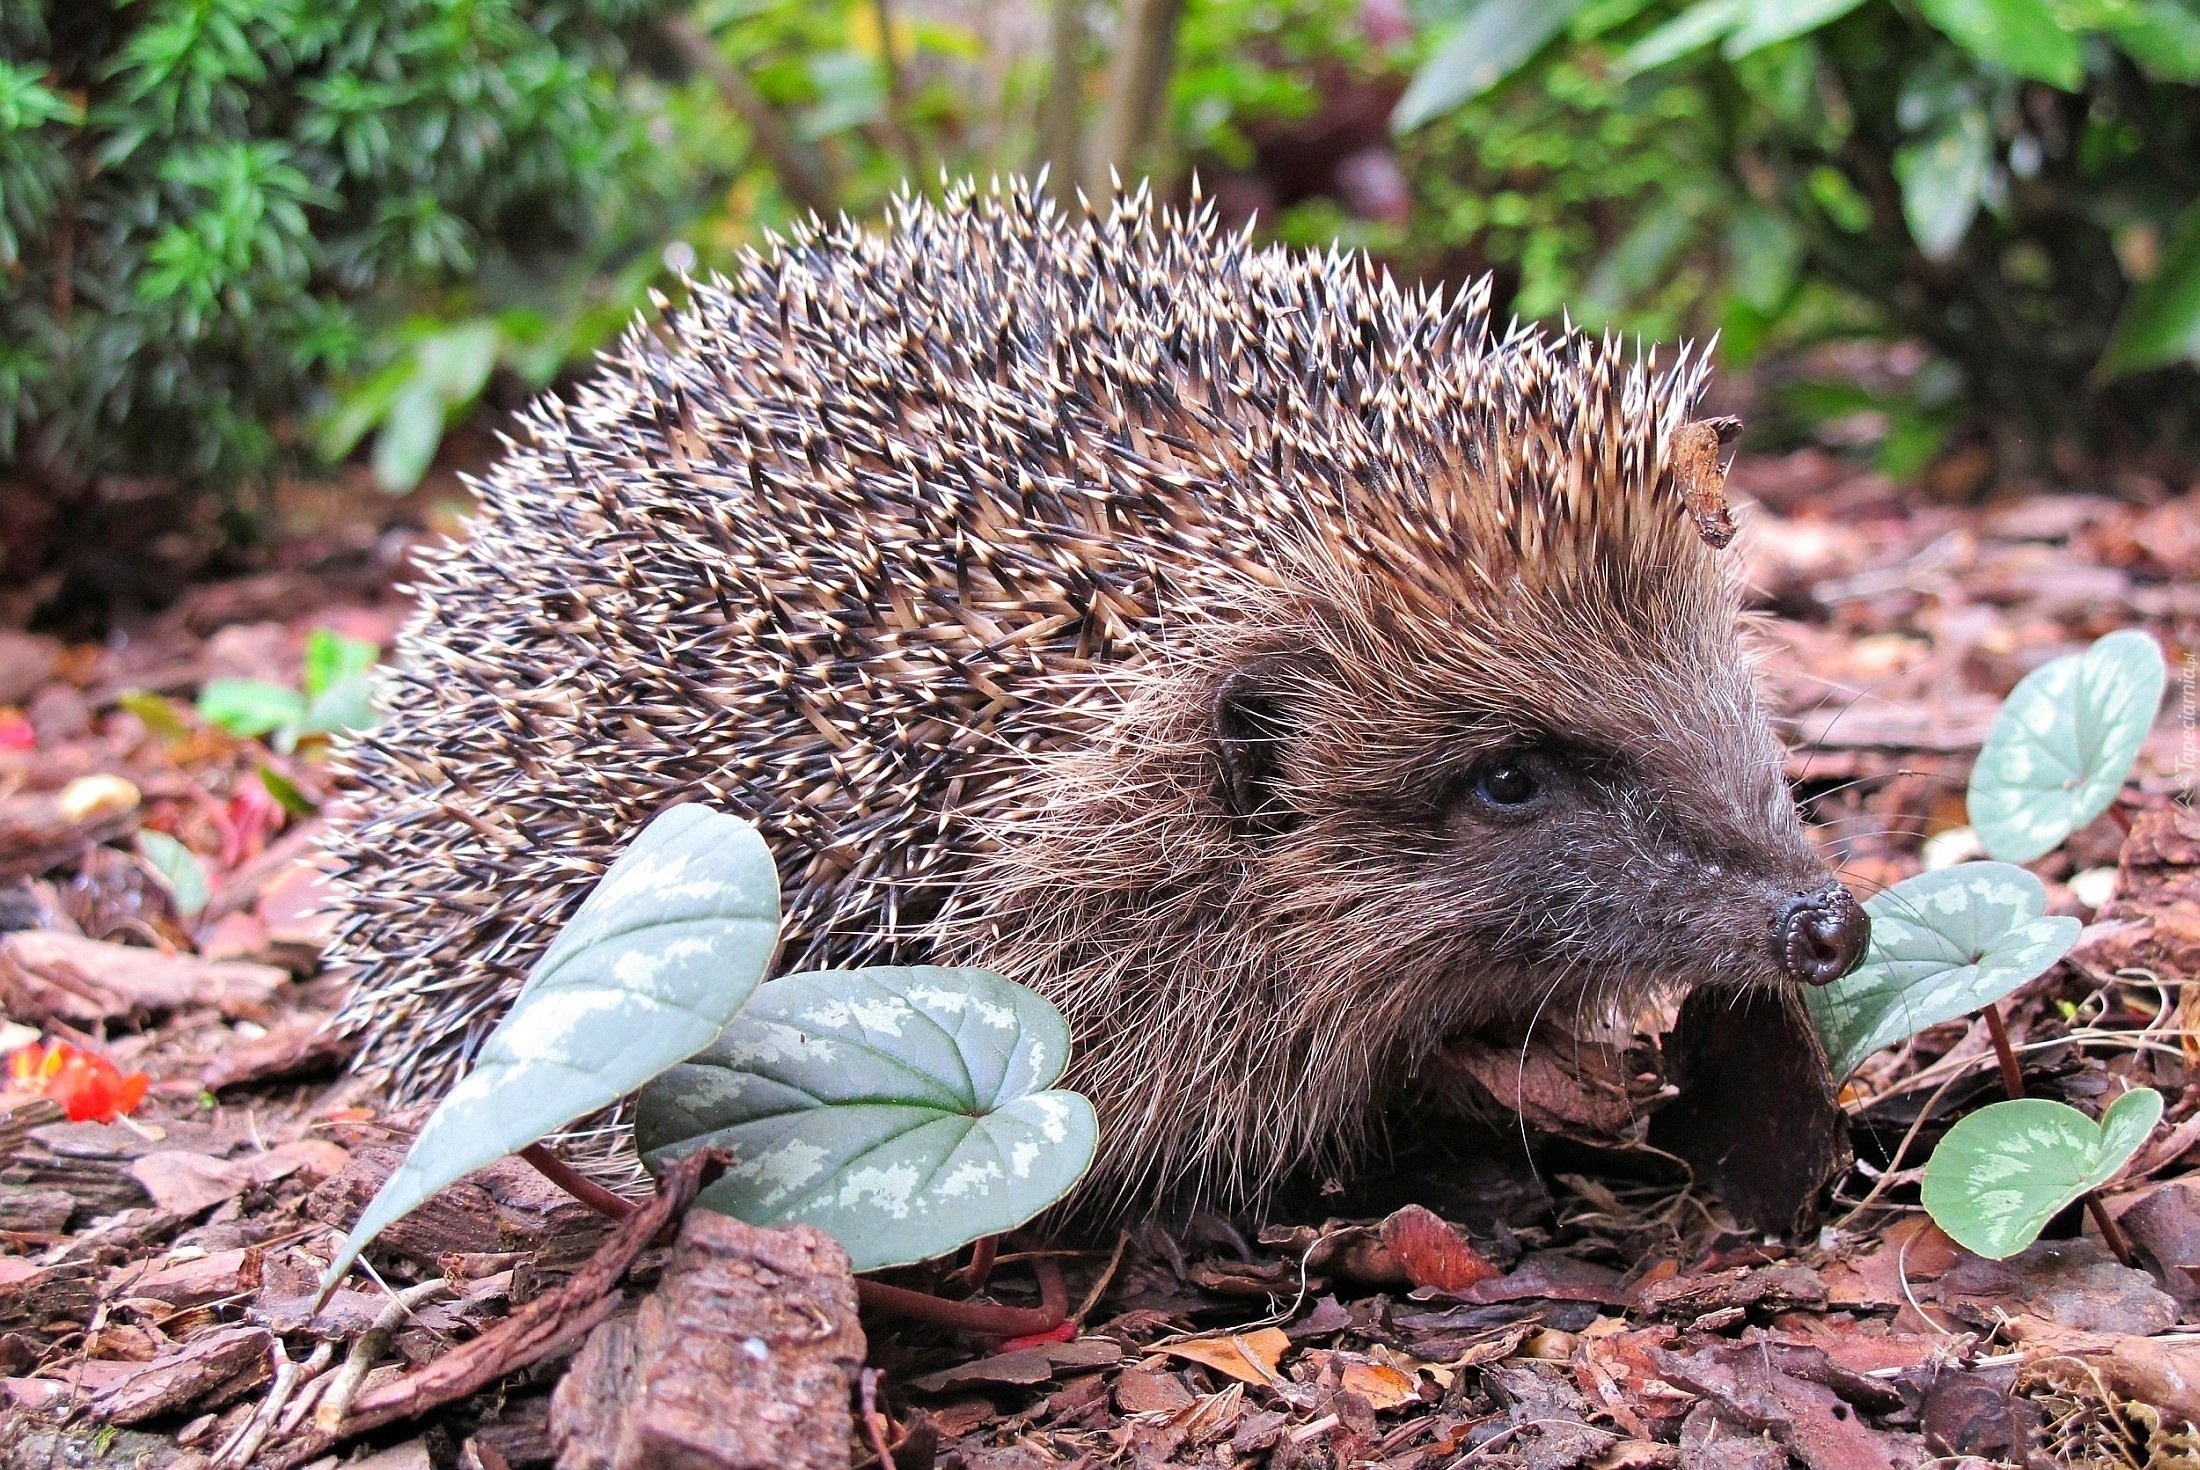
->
(1773, 883), (1869, 986)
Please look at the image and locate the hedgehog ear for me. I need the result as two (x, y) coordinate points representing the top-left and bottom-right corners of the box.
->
(1214, 657), (1304, 838)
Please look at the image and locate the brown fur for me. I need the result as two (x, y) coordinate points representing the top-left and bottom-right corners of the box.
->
(329, 181), (1834, 1211)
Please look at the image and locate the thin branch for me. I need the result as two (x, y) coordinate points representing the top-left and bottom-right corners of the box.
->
(1087, 0), (1184, 195)
(1043, 0), (1086, 206)
(662, 14), (842, 220)
(521, 1142), (638, 1222)
(870, 0), (928, 185)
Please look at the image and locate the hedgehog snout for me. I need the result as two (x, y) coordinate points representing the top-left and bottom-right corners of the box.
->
(1771, 883), (1869, 986)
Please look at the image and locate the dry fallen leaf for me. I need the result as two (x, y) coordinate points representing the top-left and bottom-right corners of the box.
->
(1339, 1360), (1420, 1411)
(129, 1152), (251, 1215)
(1379, 1204), (1501, 1293)
(1164, 1327), (1289, 1386)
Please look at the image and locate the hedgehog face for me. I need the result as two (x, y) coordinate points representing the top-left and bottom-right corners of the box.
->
(1208, 588), (1866, 1033)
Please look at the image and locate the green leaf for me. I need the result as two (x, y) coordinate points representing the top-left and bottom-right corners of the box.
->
(1728, 207), (1804, 312)
(371, 379), (445, 494)
(301, 675), (378, 738)
(118, 690), (193, 745)
(137, 831), (210, 919)
(1392, 0), (1591, 133)
(297, 629), (380, 736)
(300, 628), (379, 702)
(2112, 0), (2200, 79)
(1969, 629), (2166, 862)
(638, 965), (1099, 1273)
(1806, 863), (2081, 1079)
(319, 806), (781, 1299)
(1618, 0), (1748, 73)
(1895, 106), (1995, 261)
(2101, 201), (2200, 378)
(1915, 0), (2085, 87)
(1924, 1088), (2163, 1258)
(196, 679), (307, 741)
(1724, 0), (1869, 56)
(258, 765), (318, 818)
(414, 320), (499, 402)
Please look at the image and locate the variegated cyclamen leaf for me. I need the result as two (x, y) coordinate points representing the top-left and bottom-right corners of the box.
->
(637, 965), (1098, 1273)
(1805, 863), (2079, 1080)
(1923, 1089), (2163, 1259)
(1969, 629), (2165, 862)
(318, 805), (779, 1300)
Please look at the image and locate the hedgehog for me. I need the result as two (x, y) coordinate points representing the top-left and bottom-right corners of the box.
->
(327, 179), (1868, 1216)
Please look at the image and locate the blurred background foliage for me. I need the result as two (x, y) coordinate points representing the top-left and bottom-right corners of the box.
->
(0, 0), (2196, 571)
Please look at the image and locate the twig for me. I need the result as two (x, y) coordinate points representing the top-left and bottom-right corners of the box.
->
(340, 1147), (724, 1435)
(1071, 1227), (1131, 1325)
(869, 0), (927, 183)
(1985, 1005), (2025, 1100)
(2085, 1193), (2138, 1268)
(1043, 0), (1085, 204)
(214, 1338), (332, 1469)
(859, 1367), (898, 1470)
(661, 15), (841, 219)
(211, 1337), (290, 1468)
(1087, 0), (1184, 192)
(520, 1142), (637, 1222)
(313, 1279), (454, 1433)
(857, 1250), (1068, 1336)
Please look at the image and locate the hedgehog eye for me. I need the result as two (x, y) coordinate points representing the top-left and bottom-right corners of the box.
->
(1459, 755), (1550, 818)
(1476, 763), (1538, 805)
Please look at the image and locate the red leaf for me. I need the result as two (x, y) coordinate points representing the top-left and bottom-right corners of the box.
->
(5, 1040), (152, 1123)
(1379, 1204), (1501, 1293)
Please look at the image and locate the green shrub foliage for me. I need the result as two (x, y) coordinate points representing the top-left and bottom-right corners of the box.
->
(0, 0), (667, 486)
(1394, 0), (2200, 467)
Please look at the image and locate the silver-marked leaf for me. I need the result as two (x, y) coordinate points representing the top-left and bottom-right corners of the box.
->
(137, 830), (209, 919)
(637, 965), (1098, 1273)
(1923, 1088), (2163, 1258)
(1969, 629), (2166, 862)
(318, 805), (779, 1299)
(1806, 862), (2079, 1080)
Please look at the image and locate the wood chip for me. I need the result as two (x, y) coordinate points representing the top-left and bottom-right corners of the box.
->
(90, 1324), (272, 1425)
(0, 930), (286, 1023)
(550, 1208), (864, 1470)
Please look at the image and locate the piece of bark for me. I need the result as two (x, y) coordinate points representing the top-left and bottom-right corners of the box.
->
(0, 1186), (73, 1233)
(1431, 1021), (1645, 1138)
(0, 629), (61, 706)
(0, 1097), (64, 1157)
(308, 1145), (607, 1267)
(89, 1324), (272, 1425)
(0, 1258), (98, 1338)
(0, 930), (286, 1023)
(1483, 1362), (1617, 1470)
(551, 1209), (865, 1470)
(0, 782), (140, 880)
(108, 1245), (262, 1312)
(2009, 1316), (2200, 1425)
(129, 1152), (253, 1216)
(335, 1147), (722, 1440)
(1379, 1204), (1501, 1293)
(202, 1012), (354, 1090)
(1647, 985), (1848, 1234)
